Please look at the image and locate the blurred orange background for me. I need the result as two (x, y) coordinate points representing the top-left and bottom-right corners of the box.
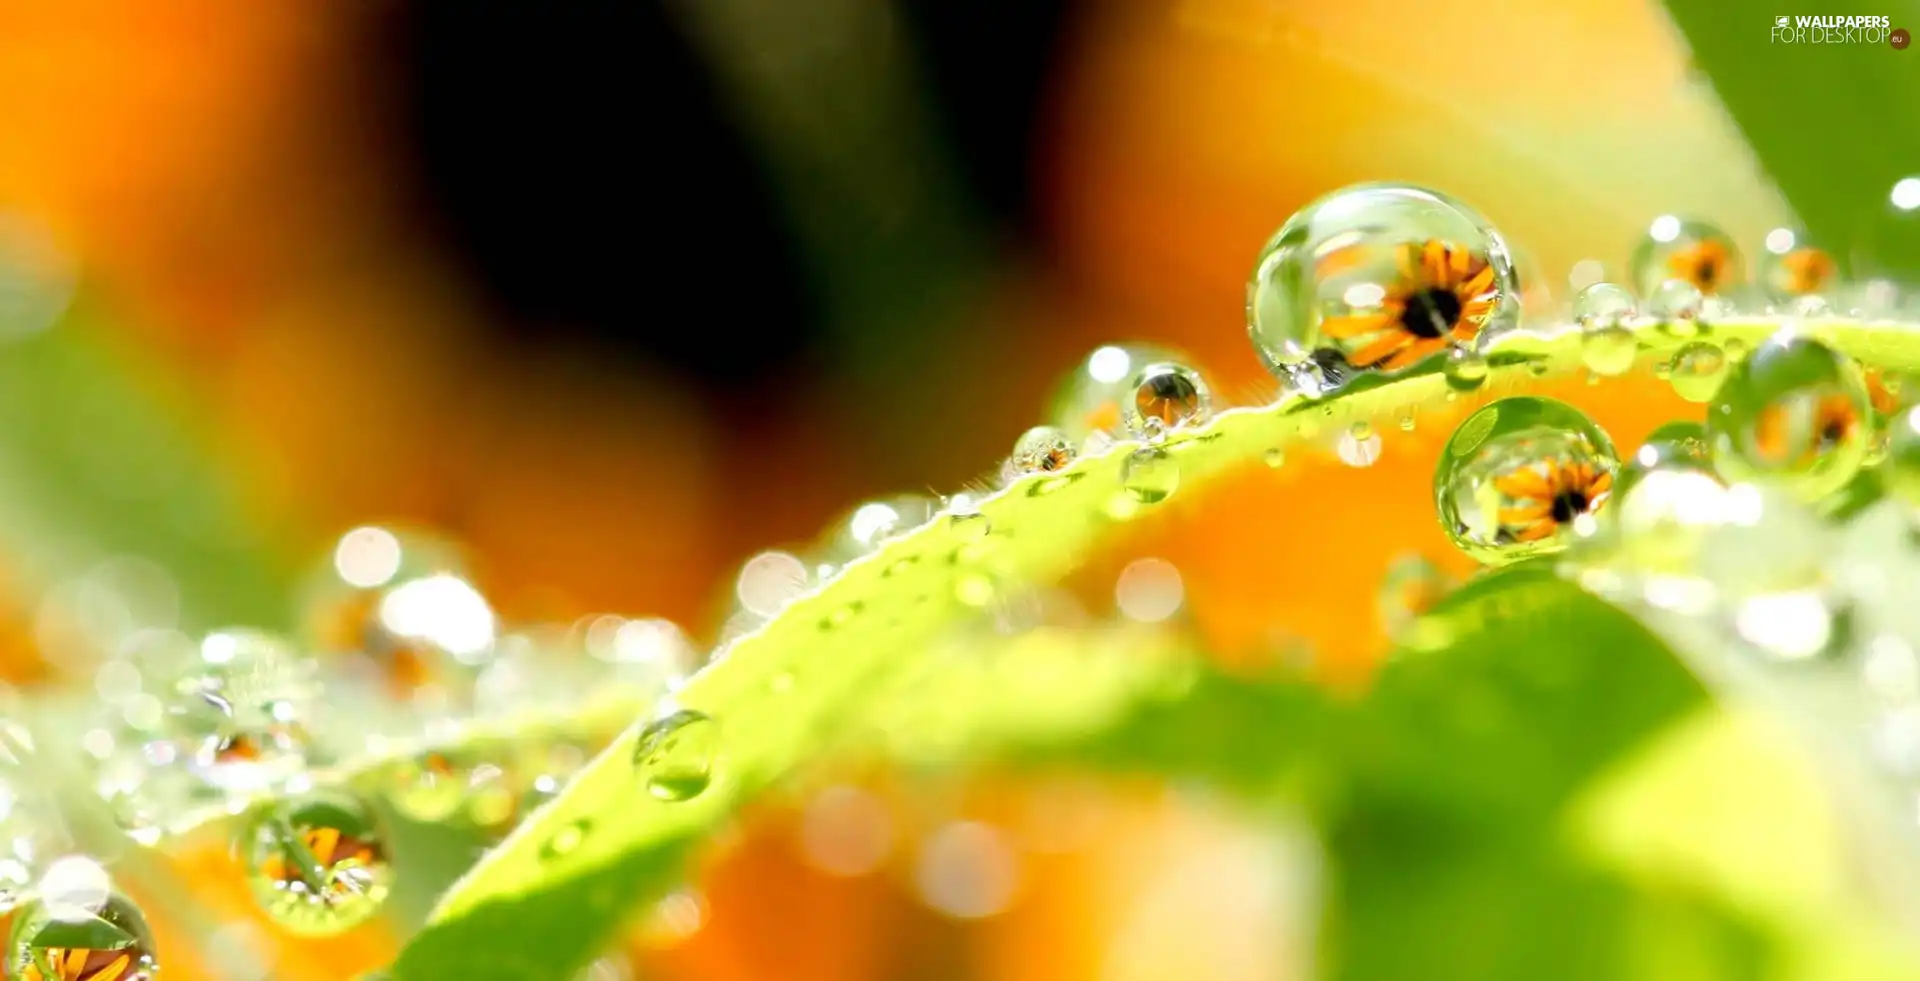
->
(0, 0), (1796, 977)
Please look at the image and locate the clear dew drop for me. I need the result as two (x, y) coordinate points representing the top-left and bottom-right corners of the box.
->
(9, 891), (159, 981)
(1630, 216), (1742, 297)
(954, 571), (999, 608)
(1883, 406), (1920, 507)
(1573, 282), (1637, 329)
(1247, 182), (1518, 381)
(1010, 426), (1077, 476)
(1122, 362), (1211, 438)
(1705, 332), (1870, 501)
(1442, 349), (1489, 391)
(1666, 342), (1729, 403)
(168, 628), (315, 797)
(387, 750), (468, 822)
(633, 710), (719, 803)
(1575, 283), (1639, 376)
(1120, 447), (1179, 503)
(1647, 278), (1705, 327)
(541, 819), (592, 861)
(1434, 397), (1619, 565)
(1337, 424), (1383, 467)
(1045, 342), (1185, 443)
(239, 791), (393, 937)
(1263, 448), (1286, 468)
(1758, 230), (1839, 301)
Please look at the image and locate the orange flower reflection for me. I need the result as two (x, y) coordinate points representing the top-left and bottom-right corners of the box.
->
(1318, 240), (1499, 370)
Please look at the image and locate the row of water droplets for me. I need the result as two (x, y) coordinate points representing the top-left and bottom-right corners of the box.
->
(8, 179), (1918, 979)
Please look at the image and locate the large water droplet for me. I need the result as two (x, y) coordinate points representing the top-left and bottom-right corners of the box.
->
(634, 710), (719, 802)
(1443, 349), (1489, 391)
(1575, 283), (1639, 376)
(1122, 362), (1211, 438)
(1630, 216), (1742, 296)
(1667, 342), (1729, 403)
(1706, 333), (1870, 500)
(1047, 343), (1186, 444)
(1010, 426), (1076, 475)
(240, 791), (392, 936)
(1120, 448), (1179, 503)
(1435, 397), (1619, 564)
(1248, 183), (1518, 379)
(167, 629), (314, 797)
(1759, 228), (1838, 300)
(8, 889), (158, 981)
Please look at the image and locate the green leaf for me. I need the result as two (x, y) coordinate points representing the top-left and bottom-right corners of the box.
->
(0, 310), (293, 630)
(1662, 0), (1920, 277)
(392, 317), (1920, 980)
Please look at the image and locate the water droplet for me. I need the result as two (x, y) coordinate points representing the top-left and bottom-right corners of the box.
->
(1442, 349), (1489, 391)
(387, 750), (467, 822)
(1435, 397), (1619, 564)
(1667, 342), (1728, 403)
(1573, 282), (1637, 329)
(1647, 279), (1705, 327)
(1263, 448), (1286, 468)
(1248, 183), (1518, 379)
(634, 710), (719, 802)
(1574, 283), (1639, 376)
(542, 819), (592, 861)
(1337, 425), (1383, 467)
(1397, 412), (1417, 432)
(954, 572), (999, 608)
(1122, 362), (1211, 438)
(1046, 343), (1186, 443)
(240, 791), (393, 936)
(1010, 426), (1077, 475)
(168, 629), (314, 796)
(1630, 217), (1742, 296)
(1758, 230), (1838, 300)
(1377, 555), (1455, 644)
(1120, 448), (1179, 503)
(735, 551), (809, 618)
(1884, 406), (1920, 507)
(829, 495), (937, 562)
(1616, 421), (1715, 500)
(1706, 333), (1870, 500)
(9, 890), (158, 981)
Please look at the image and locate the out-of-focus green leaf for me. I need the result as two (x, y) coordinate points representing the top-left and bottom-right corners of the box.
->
(1663, 0), (1920, 278)
(0, 310), (292, 631)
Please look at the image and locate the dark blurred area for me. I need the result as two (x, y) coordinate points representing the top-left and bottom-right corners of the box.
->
(385, 0), (1078, 398)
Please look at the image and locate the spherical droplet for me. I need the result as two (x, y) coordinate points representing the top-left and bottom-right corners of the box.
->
(1631, 217), (1742, 296)
(1248, 183), (1518, 379)
(8, 891), (158, 981)
(1667, 342), (1729, 403)
(1120, 448), (1179, 504)
(240, 791), (393, 936)
(1574, 283), (1639, 376)
(1376, 555), (1455, 644)
(1573, 282), (1637, 329)
(1759, 230), (1839, 300)
(1435, 397), (1619, 564)
(386, 750), (468, 822)
(1646, 279), (1705, 326)
(1046, 343), (1186, 443)
(1616, 420), (1716, 500)
(167, 629), (314, 796)
(828, 495), (937, 562)
(633, 710), (719, 802)
(1442, 349), (1489, 391)
(1706, 333), (1870, 500)
(1010, 426), (1076, 475)
(1122, 362), (1211, 438)
(1884, 406), (1920, 506)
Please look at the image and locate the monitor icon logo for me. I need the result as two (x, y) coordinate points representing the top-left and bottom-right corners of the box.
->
(1776, 15), (1790, 27)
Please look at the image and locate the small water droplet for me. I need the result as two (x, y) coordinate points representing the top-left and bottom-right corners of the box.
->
(1120, 448), (1179, 503)
(542, 819), (592, 861)
(1248, 183), (1518, 379)
(634, 711), (719, 803)
(240, 791), (393, 936)
(1263, 448), (1286, 468)
(387, 750), (467, 822)
(1575, 283), (1639, 376)
(1123, 362), (1212, 438)
(1648, 279), (1705, 328)
(1337, 426), (1383, 467)
(954, 572), (999, 608)
(1010, 426), (1077, 475)
(1631, 217), (1742, 296)
(1397, 412), (1416, 432)
(1667, 342), (1728, 403)
(1573, 282), (1637, 329)
(1443, 350), (1489, 391)
(1046, 343), (1186, 443)
(1706, 333), (1870, 500)
(1434, 397), (1619, 564)
(1526, 361), (1550, 377)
